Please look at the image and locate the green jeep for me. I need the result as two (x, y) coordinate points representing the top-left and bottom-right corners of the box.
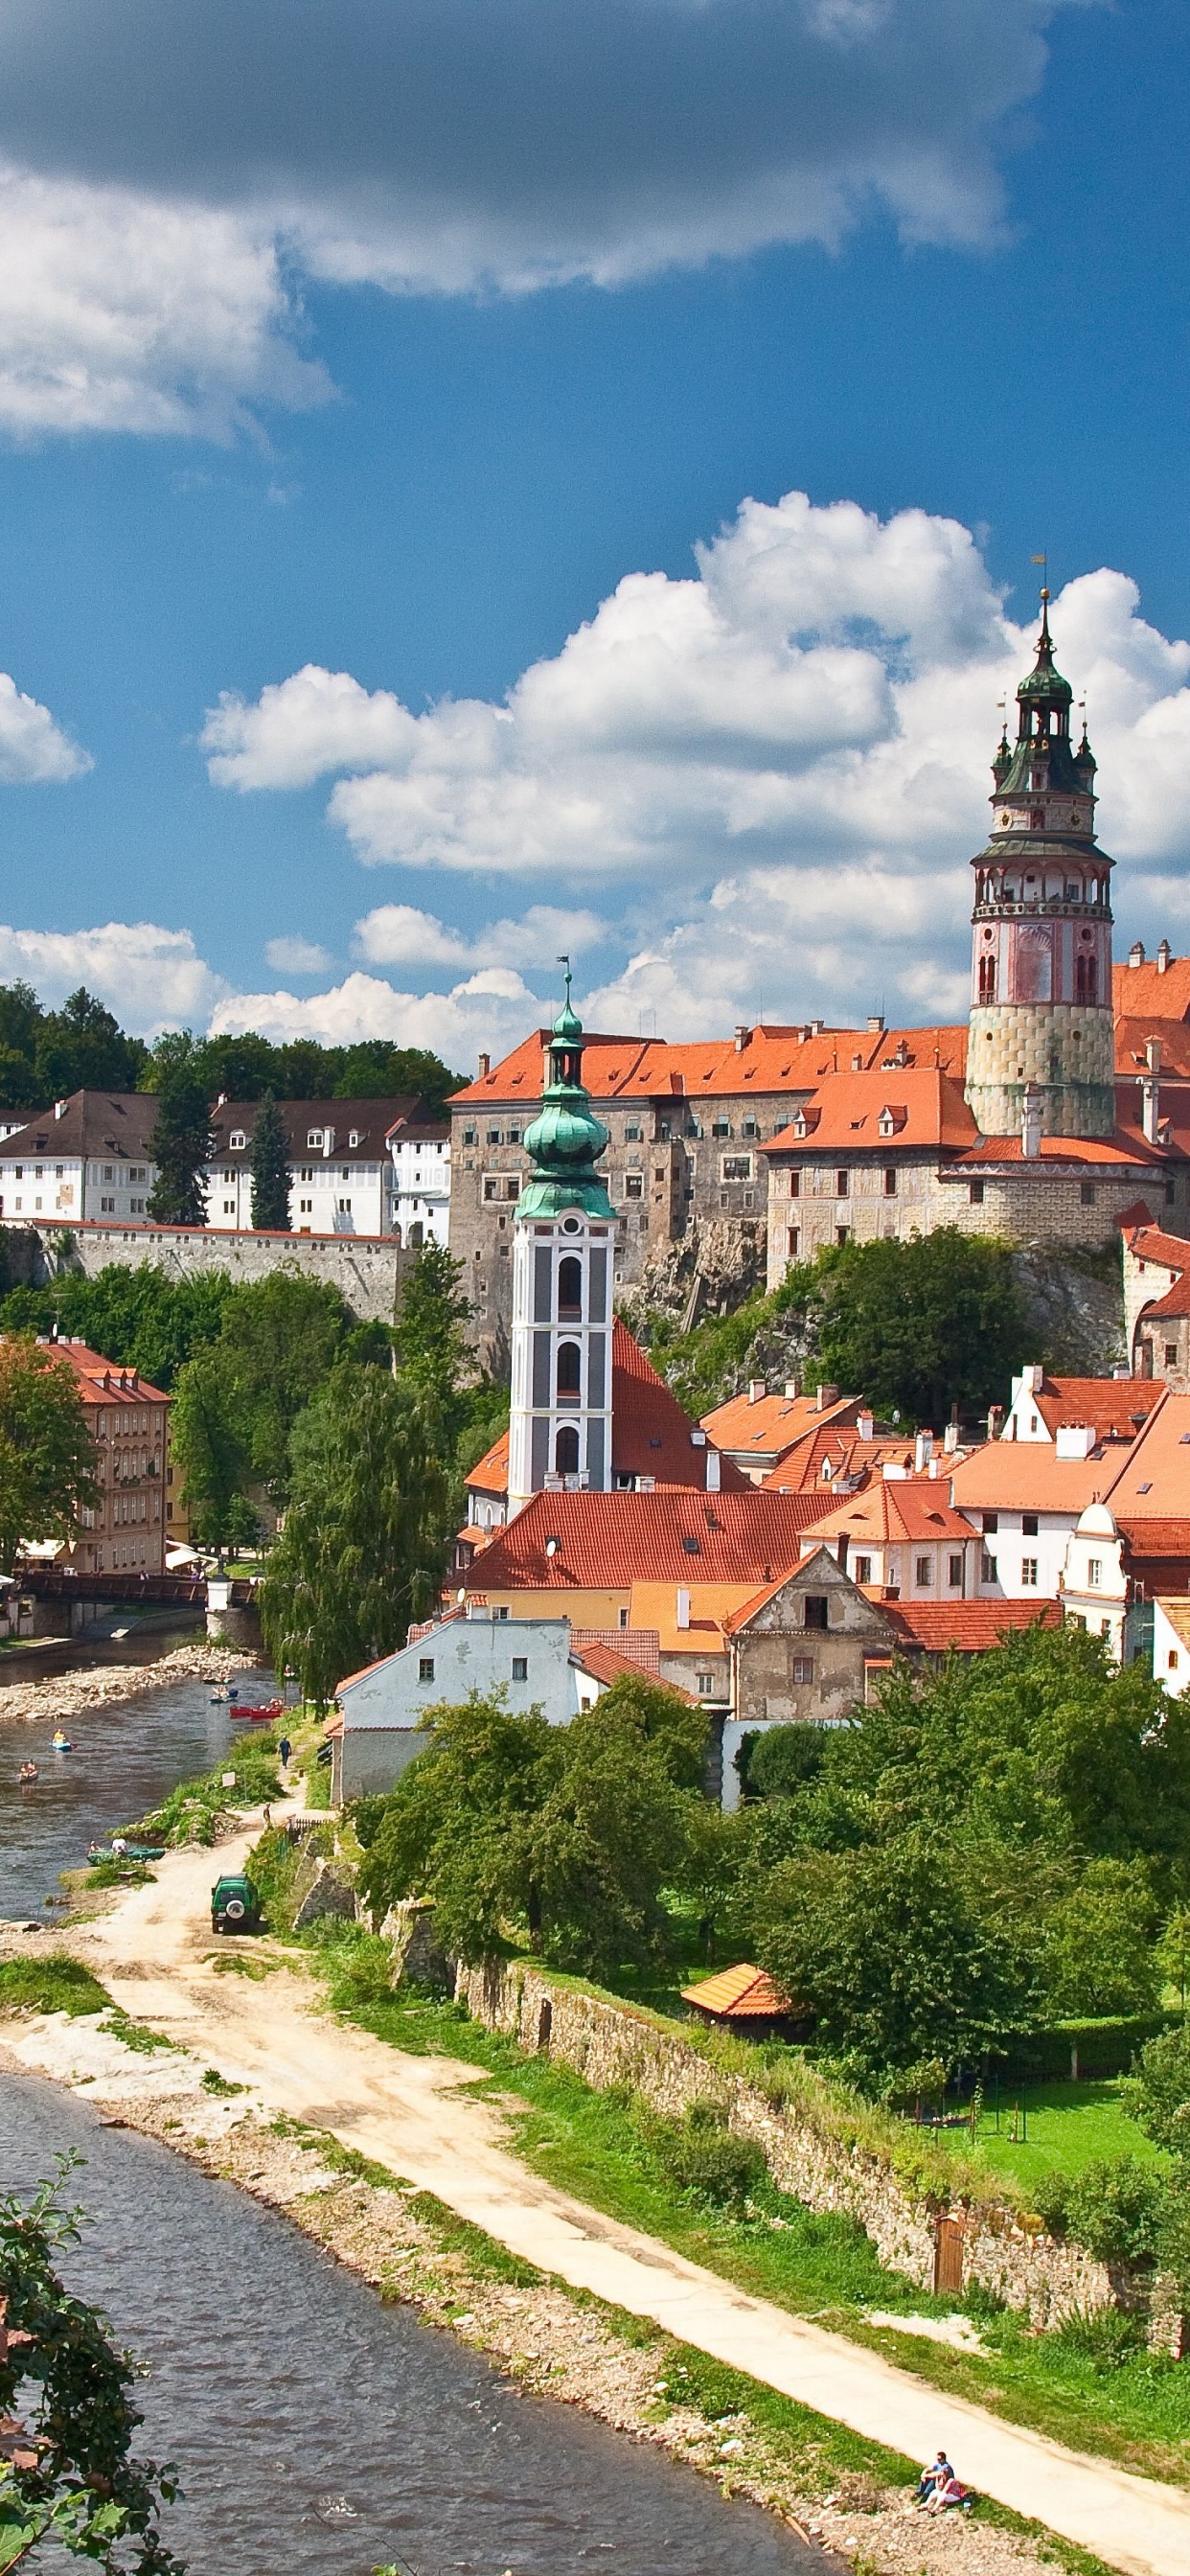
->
(211, 1871), (262, 1934)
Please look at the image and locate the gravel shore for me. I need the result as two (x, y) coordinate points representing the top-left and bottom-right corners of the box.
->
(0, 1640), (263, 1730)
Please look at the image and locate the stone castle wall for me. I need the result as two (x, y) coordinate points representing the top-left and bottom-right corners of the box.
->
(766, 1156), (1184, 1290)
(13, 1220), (412, 1322)
(455, 1955), (1120, 2324)
(965, 1001), (1115, 1138)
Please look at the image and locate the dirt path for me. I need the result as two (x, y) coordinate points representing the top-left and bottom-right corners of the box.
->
(34, 1827), (1190, 2576)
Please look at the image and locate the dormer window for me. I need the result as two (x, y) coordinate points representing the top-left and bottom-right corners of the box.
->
(348, 1130), (360, 1148)
(307, 1129), (324, 1149)
(229, 1131), (245, 1151)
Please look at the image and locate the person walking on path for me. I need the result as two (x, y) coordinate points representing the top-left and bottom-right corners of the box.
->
(277, 1735), (291, 1769)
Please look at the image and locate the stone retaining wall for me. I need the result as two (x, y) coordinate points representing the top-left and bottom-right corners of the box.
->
(455, 1956), (1118, 2326)
(17, 1220), (412, 1323)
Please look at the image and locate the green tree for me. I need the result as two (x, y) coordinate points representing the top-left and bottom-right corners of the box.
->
(358, 1674), (706, 1977)
(756, 1830), (1044, 2083)
(1120, 2021), (1190, 2158)
(394, 1241), (471, 1418)
(248, 1092), (291, 1232)
(0, 2162), (182, 2572)
(1043, 1857), (1160, 2018)
(260, 1365), (452, 1707)
(0, 1264), (233, 1392)
(169, 1349), (249, 1553)
(146, 1044), (214, 1228)
(0, 1340), (99, 1576)
(33, 988), (148, 1100)
(216, 1270), (352, 1499)
(812, 1229), (1027, 1428)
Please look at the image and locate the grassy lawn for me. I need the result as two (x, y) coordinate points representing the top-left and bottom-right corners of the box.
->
(962, 2079), (1170, 2192)
(304, 1927), (1190, 2488)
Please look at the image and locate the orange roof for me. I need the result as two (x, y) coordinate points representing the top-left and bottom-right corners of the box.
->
(681, 1962), (792, 2018)
(571, 1638), (696, 1700)
(954, 1125), (1178, 1170)
(1113, 954), (1190, 1024)
(796, 1480), (974, 1549)
(334, 1651), (396, 1694)
(1118, 1518), (1190, 1560)
(1104, 1391), (1190, 1520)
(1140, 1275), (1190, 1321)
(762, 1425), (916, 1494)
(864, 1024), (969, 1077)
(1123, 1222), (1190, 1271)
(1115, 1018), (1190, 1080)
(465, 1488), (814, 1593)
(628, 1578), (761, 1654)
(765, 1068), (979, 1158)
(949, 1445), (1111, 1514)
(467, 1429), (510, 1492)
(451, 1024), (863, 1109)
(29, 1339), (169, 1407)
(1020, 1375), (1165, 1443)
(700, 1386), (861, 1457)
(885, 1599), (1061, 1653)
(463, 1322), (744, 1497)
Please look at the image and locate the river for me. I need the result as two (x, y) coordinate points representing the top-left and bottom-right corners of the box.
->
(0, 1668), (267, 1918)
(0, 2072), (815, 2576)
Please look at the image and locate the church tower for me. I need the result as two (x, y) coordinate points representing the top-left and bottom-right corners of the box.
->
(965, 593), (1114, 1140)
(507, 968), (616, 1510)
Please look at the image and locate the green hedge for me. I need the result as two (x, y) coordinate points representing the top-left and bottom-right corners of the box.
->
(994, 2013), (1179, 2082)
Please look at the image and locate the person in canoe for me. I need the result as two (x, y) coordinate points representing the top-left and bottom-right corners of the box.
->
(18, 1760), (37, 1782)
(51, 1732), (72, 1751)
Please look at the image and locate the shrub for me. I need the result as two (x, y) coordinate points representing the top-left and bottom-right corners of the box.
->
(1060, 2156), (1169, 2266)
(746, 1725), (829, 1802)
(1121, 2020), (1190, 2157)
(1048, 2304), (1149, 2373)
(651, 2100), (767, 2207)
(0, 1954), (110, 2017)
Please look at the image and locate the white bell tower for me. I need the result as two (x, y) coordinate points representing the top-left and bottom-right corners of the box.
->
(507, 966), (617, 1510)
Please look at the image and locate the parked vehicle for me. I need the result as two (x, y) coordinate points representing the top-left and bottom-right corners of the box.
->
(211, 1871), (262, 1934)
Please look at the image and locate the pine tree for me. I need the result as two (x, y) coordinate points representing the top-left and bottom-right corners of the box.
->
(146, 1050), (215, 1228)
(249, 1090), (291, 1231)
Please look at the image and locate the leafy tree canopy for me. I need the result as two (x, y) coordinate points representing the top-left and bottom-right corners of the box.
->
(0, 981), (149, 1113)
(1121, 2022), (1190, 2160)
(0, 2160), (182, 2572)
(0, 1339), (99, 1576)
(146, 1042), (215, 1229)
(139, 1029), (465, 1117)
(260, 1363), (453, 1706)
(0, 1265), (232, 1392)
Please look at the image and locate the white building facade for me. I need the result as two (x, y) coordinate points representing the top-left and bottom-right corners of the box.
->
(387, 1117), (450, 1246)
(0, 1092), (158, 1227)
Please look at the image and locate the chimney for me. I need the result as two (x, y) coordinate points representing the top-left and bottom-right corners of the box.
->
(811, 1018), (824, 1035)
(1021, 1083), (1041, 1160)
(1157, 939), (1172, 975)
(914, 1429), (933, 1472)
(54, 1098), (67, 1120)
(944, 1421), (959, 1453)
(478, 1052), (491, 1078)
(857, 1410), (874, 1442)
(675, 1586), (691, 1631)
(784, 1378), (799, 1399)
(988, 1402), (1004, 1438)
(1143, 1036), (1162, 1143)
(734, 1024), (750, 1052)
(1129, 940), (1146, 968)
(216, 1092), (227, 1108)
(705, 1447), (721, 1493)
(747, 1379), (766, 1404)
(815, 1381), (839, 1411)
(866, 1013), (884, 1033)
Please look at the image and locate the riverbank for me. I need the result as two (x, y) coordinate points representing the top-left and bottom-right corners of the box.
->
(0, 1638), (263, 1731)
(0, 1996), (1082, 2576)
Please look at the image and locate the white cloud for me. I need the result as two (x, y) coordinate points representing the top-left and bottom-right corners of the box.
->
(0, 165), (328, 438)
(206, 489), (1190, 1036)
(0, 921), (227, 1030)
(352, 900), (607, 971)
(263, 933), (333, 973)
(207, 966), (540, 1063)
(0, 3), (1079, 434)
(0, 668), (90, 782)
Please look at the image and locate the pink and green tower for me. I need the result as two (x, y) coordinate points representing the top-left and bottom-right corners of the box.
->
(964, 593), (1115, 1141)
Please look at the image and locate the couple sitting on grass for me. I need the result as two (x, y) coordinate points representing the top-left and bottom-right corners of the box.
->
(915, 2450), (973, 2513)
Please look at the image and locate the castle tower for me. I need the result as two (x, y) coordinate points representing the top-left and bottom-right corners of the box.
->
(965, 594), (1114, 1139)
(508, 967), (616, 1510)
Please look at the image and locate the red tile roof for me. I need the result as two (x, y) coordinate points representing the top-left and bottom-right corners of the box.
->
(681, 1962), (793, 2018)
(1113, 955), (1190, 1024)
(462, 1322), (745, 1497)
(1115, 1018), (1190, 1080)
(1116, 1517), (1190, 1558)
(765, 1068), (978, 1158)
(31, 1339), (169, 1408)
(570, 1638), (695, 1695)
(763, 1427), (917, 1494)
(885, 1599), (1061, 1652)
(700, 1386), (861, 1457)
(950, 1444), (1111, 1514)
(954, 1126), (1178, 1170)
(569, 1626), (662, 1676)
(796, 1479), (974, 1549)
(1103, 1392), (1190, 1520)
(1022, 1375), (1165, 1442)
(451, 1025), (862, 1109)
(464, 1488), (815, 1592)
(1123, 1222), (1190, 1271)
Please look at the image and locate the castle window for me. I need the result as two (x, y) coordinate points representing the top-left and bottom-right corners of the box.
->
(835, 1168), (849, 1197)
(556, 1341), (582, 1402)
(558, 1254), (583, 1316)
(969, 1180), (984, 1205)
(792, 1655), (814, 1684)
(555, 1424), (580, 1475)
(854, 1555), (872, 1585)
(978, 954), (996, 1003)
(1075, 954), (1098, 1003)
(804, 1597), (828, 1630)
(836, 1226), (849, 1246)
(788, 1170), (800, 1197)
(788, 1227), (800, 1257)
(883, 1168), (897, 1197)
(1166, 1344), (1179, 1368)
(1080, 1182), (1096, 1207)
(949, 1554), (964, 1588)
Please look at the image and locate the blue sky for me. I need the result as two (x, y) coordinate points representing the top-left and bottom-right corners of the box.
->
(1, 0), (1189, 1064)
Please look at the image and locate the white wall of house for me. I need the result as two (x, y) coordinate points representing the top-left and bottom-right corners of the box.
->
(389, 1130), (450, 1246)
(1059, 1511), (1128, 1659)
(955, 1506), (1079, 1601)
(205, 1123), (395, 1234)
(1152, 1598), (1190, 1697)
(0, 1150), (154, 1225)
(336, 1610), (582, 1799)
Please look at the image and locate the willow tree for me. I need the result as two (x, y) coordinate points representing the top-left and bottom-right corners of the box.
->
(259, 1362), (452, 1708)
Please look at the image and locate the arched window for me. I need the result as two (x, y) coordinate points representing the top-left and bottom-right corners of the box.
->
(1075, 953), (1098, 1004)
(978, 954), (996, 1004)
(557, 1341), (582, 1402)
(558, 1254), (583, 1317)
(555, 1424), (580, 1475)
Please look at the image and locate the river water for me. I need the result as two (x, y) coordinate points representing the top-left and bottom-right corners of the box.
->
(0, 1667), (268, 1918)
(0, 2073), (817, 2576)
